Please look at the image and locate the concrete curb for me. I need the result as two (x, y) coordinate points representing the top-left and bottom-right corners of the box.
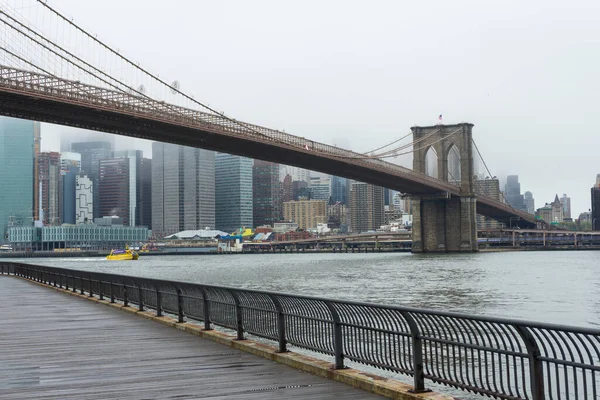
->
(11, 276), (454, 400)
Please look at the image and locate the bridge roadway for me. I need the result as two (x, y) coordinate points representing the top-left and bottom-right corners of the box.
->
(0, 65), (534, 226)
(0, 277), (383, 399)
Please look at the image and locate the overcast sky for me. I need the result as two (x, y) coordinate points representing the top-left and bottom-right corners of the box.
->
(40, 0), (600, 216)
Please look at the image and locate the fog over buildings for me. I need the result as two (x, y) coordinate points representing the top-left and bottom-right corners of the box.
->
(39, 0), (600, 216)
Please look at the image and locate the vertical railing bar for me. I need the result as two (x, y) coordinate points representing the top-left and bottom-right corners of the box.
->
(198, 286), (211, 330)
(155, 286), (162, 317)
(268, 294), (287, 353)
(324, 301), (345, 369)
(515, 326), (545, 400)
(399, 311), (431, 393)
(176, 287), (185, 323)
(227, 289), (245, 340)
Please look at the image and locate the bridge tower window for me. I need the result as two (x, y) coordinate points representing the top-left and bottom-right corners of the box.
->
(424, 147), (438, 178)
(447, 144), (461, 184)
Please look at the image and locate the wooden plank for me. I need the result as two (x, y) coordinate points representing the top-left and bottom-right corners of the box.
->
(0, 277), (383, 399)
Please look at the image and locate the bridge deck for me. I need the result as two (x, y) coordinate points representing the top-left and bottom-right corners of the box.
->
(0, 277), (382, 399)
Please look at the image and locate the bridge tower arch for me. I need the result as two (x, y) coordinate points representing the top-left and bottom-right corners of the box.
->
(410, 123), (477, 253)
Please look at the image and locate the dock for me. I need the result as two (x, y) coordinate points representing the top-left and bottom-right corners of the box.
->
(0, 276), (383, 399)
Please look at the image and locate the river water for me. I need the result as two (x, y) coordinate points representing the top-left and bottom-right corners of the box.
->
(6, 250), (600, 327)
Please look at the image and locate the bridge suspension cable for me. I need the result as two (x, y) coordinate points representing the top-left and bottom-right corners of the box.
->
(471, 138), (520, 216)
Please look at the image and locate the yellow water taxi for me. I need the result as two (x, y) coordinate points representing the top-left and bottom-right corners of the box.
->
(106, 246), (139, 261)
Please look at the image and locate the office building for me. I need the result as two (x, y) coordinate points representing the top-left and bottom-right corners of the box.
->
(253, 160), (280, 227)
(281, 174), (293, 203)
(524, 191), (535, 215)
(330, 176), (348, 205)
(504, 175), (527, 212)
(309, 176), (331, 201)
(559, 194), (571, 220)
(37, 152), (62, 226)
(152, 143), (215, 238)
(283, 200), (327, 230)
(592, 176), (600, 230)
(98, 158), (130, 225)
(215, 153), (253, 232)
(139, 157), (152, 229)
(75, 173), (93, 224)
(33, 121), (41, 221)
(60, 152), (81, 225)
(350, 182), (384, 233)
(71, 141), (112, 219)
(0, 117), (35, 241)
(112, 150), (152, 227)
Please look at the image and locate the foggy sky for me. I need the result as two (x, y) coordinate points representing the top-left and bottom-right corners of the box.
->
(41, 0), (600, 216)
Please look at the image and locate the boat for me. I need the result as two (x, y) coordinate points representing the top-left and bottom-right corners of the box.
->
(106, 246), (139, 261)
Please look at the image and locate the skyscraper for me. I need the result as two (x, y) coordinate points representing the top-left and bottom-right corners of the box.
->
(152, 143), (215, 238)
(253, 160), (280, 227)
(98, 158), (130, 225)
(37, 152), (62, 225)
(60, 152), (81, 225)
(0, 117), (34, 241)
(309, 176), (331, 201)
(591, 176), (600, 231)
(75, 173), (93, 224)
(504, 175), (527, 212)
(71, 141), (112, 219)
(559, 194), (571, 219)
(281, 174), (293, 204)
(139, 157), (152, 229)
(524, 191), (535, 215)
(215, 153), (253, 232)
(350, 182), (384, 233)
(330, 176), (347, 205)
(112, 150), (151, 227)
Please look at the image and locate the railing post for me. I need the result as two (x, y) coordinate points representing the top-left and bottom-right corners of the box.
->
(123, 285), (129, 307)
(228, 290), (244, 340)
(155, 287), (162, 317)
(176, 288), (185, 323)
(198, 287), (211, 330)
(268, 294), (287, 353)
(79, 277), (84, 295)
(400, 311), (429, 393)
(98, 281), (104, 300)
(138, 285), (144, 311)
(516, 326), (545, 400)
(52, 272), (57, 287)
(324, 301), (345, 369)
(88, 277), (94, 297)
(110, 282), (115, 303)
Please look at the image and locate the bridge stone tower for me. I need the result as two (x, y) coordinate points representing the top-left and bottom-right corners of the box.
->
(410, 123), (477, 253)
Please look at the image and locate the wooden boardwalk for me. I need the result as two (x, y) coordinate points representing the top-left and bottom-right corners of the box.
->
(0, 277), (383, 399)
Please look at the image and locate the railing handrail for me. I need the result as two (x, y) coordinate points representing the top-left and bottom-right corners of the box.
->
(1, 261), (597, 400)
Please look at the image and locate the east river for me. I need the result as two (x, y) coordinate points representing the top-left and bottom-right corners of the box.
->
(5, 250), (600, 327)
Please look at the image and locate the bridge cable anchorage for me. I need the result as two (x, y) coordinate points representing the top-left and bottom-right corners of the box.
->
(471, 138), (520, 217)
(33, 0), (280, 144)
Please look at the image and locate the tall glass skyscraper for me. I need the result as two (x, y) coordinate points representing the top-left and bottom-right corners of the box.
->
(152, 142), (215, 238)
(71, 141), (112, 219)
(215, 153), (253, 233)
(330, 176), (348, 205)
(0, 117), (34, 241)
(253, 160), (280, 227)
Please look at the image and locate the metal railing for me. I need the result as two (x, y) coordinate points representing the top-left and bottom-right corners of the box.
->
(1, 262), (597, 400)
